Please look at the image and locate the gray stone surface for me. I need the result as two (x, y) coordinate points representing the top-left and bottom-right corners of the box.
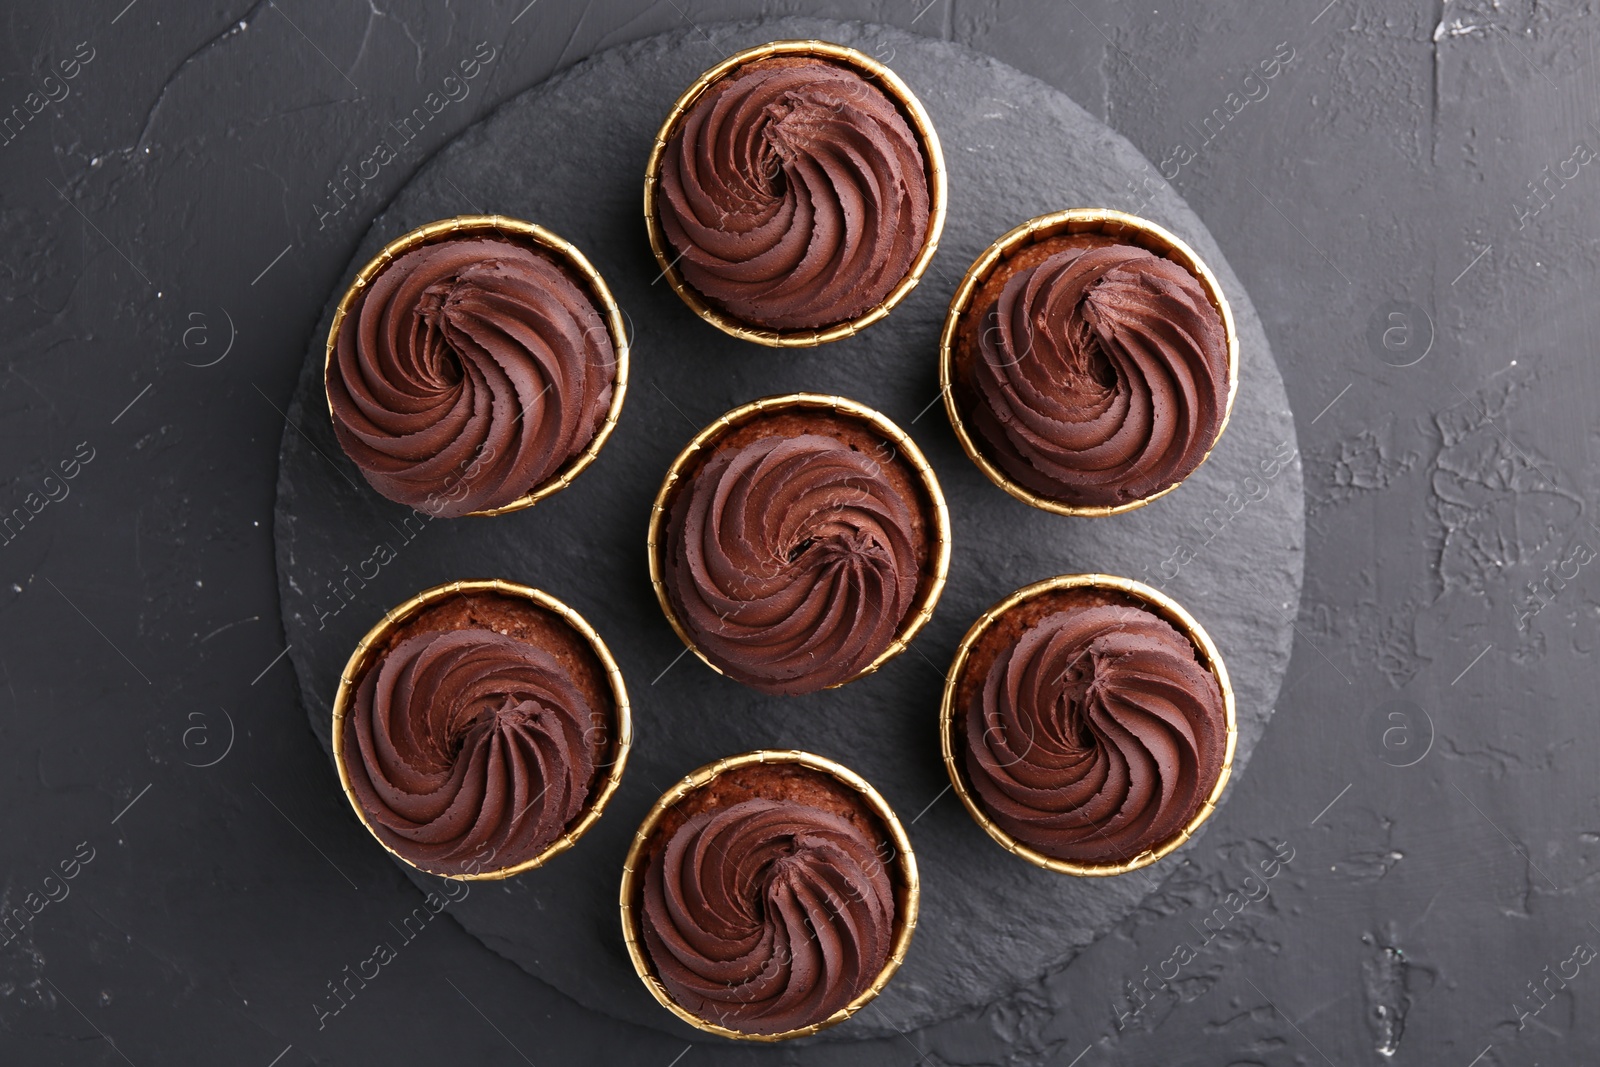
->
(272, 18), (1302, 1039)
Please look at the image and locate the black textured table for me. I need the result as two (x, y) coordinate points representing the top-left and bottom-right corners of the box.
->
(3, 2), (1594, 1064)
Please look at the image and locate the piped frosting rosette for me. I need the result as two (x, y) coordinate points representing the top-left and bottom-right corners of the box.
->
(657, 58), (931, 331)
(342, 628), (600, 875)
(328, 235), (616, 516)
(639, 798), (895, 1035)
(963, 604), (1228, 865)
(970, 243), (1229, 509)
(662, 432), (921, 695)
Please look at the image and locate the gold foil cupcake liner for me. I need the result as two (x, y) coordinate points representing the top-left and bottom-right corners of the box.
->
(331, 578), (633, 880)
(643, 40), (948, 347)
(938, 208), (1240, 516)
(939, 573), (1237, 876)
(646, 392), (952, 689)
(324, 214), (631, 516)
(619, 749), (919, 1041)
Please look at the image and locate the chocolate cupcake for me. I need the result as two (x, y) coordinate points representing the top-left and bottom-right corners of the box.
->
(648, 394), (950, 695)
(325, 216), (629, 517)
(940, 574), (1234, 875)
(941, 210), (1238, 515)
(645, 41), (946, 345)
(333, 580), (630, 878)
(620, 750), (917, 1040)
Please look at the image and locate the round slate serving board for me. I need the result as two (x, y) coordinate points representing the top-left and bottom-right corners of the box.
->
(273, 17), (1304, 1041)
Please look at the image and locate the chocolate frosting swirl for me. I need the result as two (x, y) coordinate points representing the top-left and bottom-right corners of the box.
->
(329, 237), (615, 516)
(970, 244), (1228, 507)
(664, 433), (922, 695)
(964, 605), (1227, 863)
(342, 628), (600, 874)
(641, 799), (895, 1034)
(658, 58), (931, 330)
